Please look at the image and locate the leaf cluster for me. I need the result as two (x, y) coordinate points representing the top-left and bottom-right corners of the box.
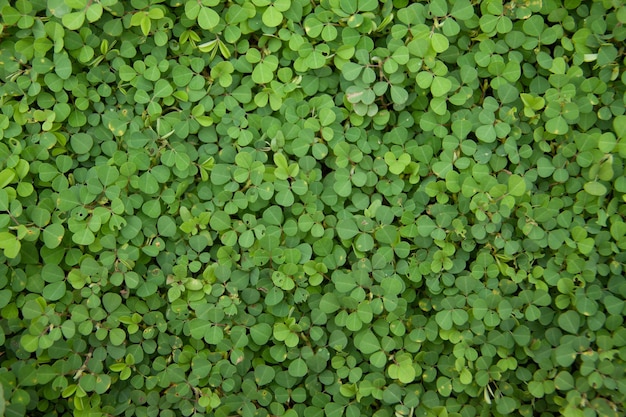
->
(1, 0), (626, 417)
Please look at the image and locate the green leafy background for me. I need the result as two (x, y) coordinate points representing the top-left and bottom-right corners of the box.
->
(1, 0), (625, 416)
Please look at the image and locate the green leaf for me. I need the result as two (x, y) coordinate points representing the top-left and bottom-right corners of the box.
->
(431, 34), (449, 53)
(21, 334), (40, 353)
(577, 237), (594, 255)
(429, 0), (448, 17)
(198, 7), (220, 30)
(430, 76), (452, 97)
(613, 115), (626, 138)
(508, 174), (526, 197)
(42, 264), (65, 283)
(555, 344), (576, 366)
(255, 364), (276, 386)
(0, 169), (15, 188)
(158, 216), (177, 237)
(545, 116), (568, 135)
(209, 211), (231, 232)
(62, 11), (85, 30)
(54, 53), (73, 79)
(262, 6), (283, 27)
(252, 62), (275, 84)
(451, 0), (474, 20)
(554, 371), (575, 390)
(336, 218), (359, 240)
(0, 2), (622, 414)
(584, 181), (607, 196)
(476, 125), (496, 143)
(339, 0), (357, 14)
(288, 358), (308, 377)
(523, 15), (544, 36)
(85, 3), (103, 22)
(43, 281), (66, 301)
(153, 79), (173, 98)
(354, 233), (374, 252)
(354, 329), (381, 354)
(528, 381), (544, 398)
(71, 133), (93, 154)
(397, 364), (416, 383)
(250, 323), (272, 345)
(435, 310), (453, 330)
(72, 228), (95, 246)
(558, 310), (581, 334)
(109, 328), (126, 346)
(319, 293), (341, 314)
(496, 396), (518, 414)
(342, 62), (362, 81)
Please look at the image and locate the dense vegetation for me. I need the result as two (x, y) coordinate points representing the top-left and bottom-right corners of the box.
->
(1, 0), (625, 416)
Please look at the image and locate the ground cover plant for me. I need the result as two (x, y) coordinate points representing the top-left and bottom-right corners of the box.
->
(1, 0), (626, 416)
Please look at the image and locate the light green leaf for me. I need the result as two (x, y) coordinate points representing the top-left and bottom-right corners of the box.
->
(558, 310), (581, 334)
(431, 33), (449, 53)
(43, 281), (66, 301)
(262, 6), (283, 27)
(153, 79), (173, 98)
(252, 62), (274, 84)
(0, 169), (15, 188)
(354, 329), (381, 354)
(198, 6), (220, 30)
(545, 116), (568, 135)
(508, 174), (526, 197)
(62, 11), (85, 30)
(451, 0), (474, 20)
(288, 358), (308, 377)
(72, 228), (95, 246)
(255, 364), (276, 386)
(584, 181), (607, 196)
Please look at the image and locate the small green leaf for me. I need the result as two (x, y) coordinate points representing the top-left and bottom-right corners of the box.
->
(476, 125), (496, 143)
(508, 174), (526, 196)
(71, 133), (93, 154)
(153, 79), (173, 98)
(255, 364), (276, 386)
(198, 6), (220, 30)
(250, 323), (272, 345)
(558, 310), (581, 334)
(354, 329), (381, 354)
(584, 181), (607, 196)
(21, 334), (40, 353)
(451, 0), (474, 20)
(435, 310), (454, 330)
(613, 115), (626, 138)
(253, 62), (274, 84)
(72, 228), (95, 246)
(496, 396), (518, 414)
(62, 11), (85, 30)
(85, 3), (103, 22)
(262, 6), (283, 27)
(109, 328), (126, 346)
(319, 293), (341, 314)
(546, 116), (568, 135)
(288, 358), (308, 377)
(554, 371), (575, 390)
(43, 281), (66, 301)
(158, 216), (177, 237)
(342, 62), (362, 81)
(431, 33), (449, 53)
(336, 218), (359, 240)
(0, 169), (15, 188)
(430, 76), (452, 97)
(209, 211), (231, 232)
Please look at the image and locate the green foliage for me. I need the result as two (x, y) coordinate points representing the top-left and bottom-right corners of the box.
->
(0, 0), (626, 416)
